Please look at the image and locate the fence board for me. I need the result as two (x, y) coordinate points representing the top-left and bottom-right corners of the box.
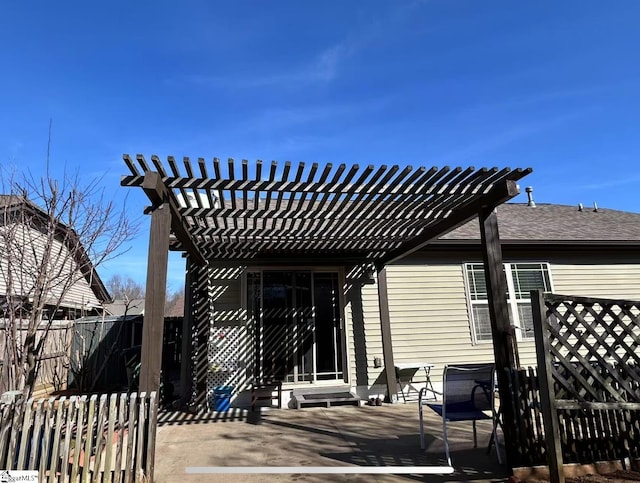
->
(124, 392), (137, 483)
(104, 393), (118, 483)
(6, 399), (23, 470)
(93, 395), (108, 482)
(135, 392), (146, 482)
(114, 393), (127, 483)
(60, 398), (75, 483)
(39, 398), (53, 478)
(70, 395), (86, 483)
(29, 399), (45, 470)
(46, 396), (65, 482)
(146, 392), (158, 482)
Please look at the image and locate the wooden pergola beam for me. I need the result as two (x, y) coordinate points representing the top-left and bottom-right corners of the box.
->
(376, 178), (523, 267)
(136, 171), (208, 267)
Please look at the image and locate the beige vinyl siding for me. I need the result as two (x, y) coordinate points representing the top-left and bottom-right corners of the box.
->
(0, 223), (103, 309)
(386, 264), (496, 387)
(551, 262), (640, 300)
(345, 281), (383, 387)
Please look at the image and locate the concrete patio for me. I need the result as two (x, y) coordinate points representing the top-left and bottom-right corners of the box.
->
(154, 402), (509, 482)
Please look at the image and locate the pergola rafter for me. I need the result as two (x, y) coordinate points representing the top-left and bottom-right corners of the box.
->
(122, 155), (531, 262)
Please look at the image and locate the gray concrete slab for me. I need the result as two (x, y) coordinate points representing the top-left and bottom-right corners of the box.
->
(154, 403), (510, 483)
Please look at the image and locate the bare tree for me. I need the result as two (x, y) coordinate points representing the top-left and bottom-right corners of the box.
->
(107, 274), (145, 301)
(0, 166), (138, 398)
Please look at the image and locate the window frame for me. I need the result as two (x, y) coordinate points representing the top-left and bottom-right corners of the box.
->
(463, 261), (554, 345)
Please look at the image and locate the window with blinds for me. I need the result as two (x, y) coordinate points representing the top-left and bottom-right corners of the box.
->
(464, 262), (552, 343)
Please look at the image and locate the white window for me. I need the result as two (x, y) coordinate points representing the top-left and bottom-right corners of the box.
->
(464, 262), (553, 343)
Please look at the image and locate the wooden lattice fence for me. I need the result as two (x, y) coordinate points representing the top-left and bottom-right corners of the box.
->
(528, 291), (640, 482)
(0, 391), (158, 483)
(506, 367), (640, 468)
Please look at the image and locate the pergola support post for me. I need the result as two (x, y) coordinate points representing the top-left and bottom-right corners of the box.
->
(479, 206), (518, 467)
(140, 202), (171, 393)
(180, 257), (195, 404)
(376, 267), (397, 403)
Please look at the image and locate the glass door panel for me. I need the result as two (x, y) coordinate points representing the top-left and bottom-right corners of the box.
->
(313, 273), (343, 380)
(249, 270), (344, 384)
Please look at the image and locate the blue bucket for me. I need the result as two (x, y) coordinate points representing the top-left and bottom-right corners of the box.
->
(213, 386), (234, 411)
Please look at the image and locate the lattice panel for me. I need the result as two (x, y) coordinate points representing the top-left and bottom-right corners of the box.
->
(544, 294), (640, 403)
(205, 325), (250, 407)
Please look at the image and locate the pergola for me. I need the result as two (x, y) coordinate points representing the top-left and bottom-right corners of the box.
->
(121, 154), (531, 462)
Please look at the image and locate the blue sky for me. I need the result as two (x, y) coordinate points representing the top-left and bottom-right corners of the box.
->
(1, 1), (639, 291)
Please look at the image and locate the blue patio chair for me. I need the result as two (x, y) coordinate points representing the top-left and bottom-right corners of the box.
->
(419, 363), (501, 466)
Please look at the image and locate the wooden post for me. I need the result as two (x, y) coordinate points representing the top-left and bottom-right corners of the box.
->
(180, 258), (194, 403)
(140, 202), (171, 393)
(532, 289), (564, 483)
(376, 267), (397, 402)
(479, 207), (518, 466)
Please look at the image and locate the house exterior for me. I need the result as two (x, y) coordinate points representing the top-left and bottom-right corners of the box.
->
(0, 195), (110, 319)
(0, 194), (111, 395)
(201, 202), (640, 407)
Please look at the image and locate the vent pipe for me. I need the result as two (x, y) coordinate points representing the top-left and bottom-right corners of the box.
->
(578, 203), (583, 212)
(593, 201), (599, 213)
(525, 186), (536, 207)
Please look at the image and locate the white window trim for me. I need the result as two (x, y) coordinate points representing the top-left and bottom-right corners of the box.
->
(463, 261), (554, 345)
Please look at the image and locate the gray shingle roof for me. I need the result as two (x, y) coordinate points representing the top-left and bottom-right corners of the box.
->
(439, 203), (640, 243)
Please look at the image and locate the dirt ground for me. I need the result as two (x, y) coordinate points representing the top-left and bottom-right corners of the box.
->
(521, 470), (640, 483)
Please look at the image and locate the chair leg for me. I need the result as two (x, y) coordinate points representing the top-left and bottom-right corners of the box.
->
(419, 396), (425, 449)
(443, 419), (452, 467)
(472, 420), (478, 448)
(492, 418), (502, 464)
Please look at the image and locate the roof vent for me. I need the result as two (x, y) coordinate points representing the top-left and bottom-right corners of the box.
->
(578, 203), (583, 212)
(593, 201), (599, 213)
(525, 186), (536, 207)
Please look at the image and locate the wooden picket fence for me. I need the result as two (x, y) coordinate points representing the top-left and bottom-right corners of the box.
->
(0, 392), (158, 483)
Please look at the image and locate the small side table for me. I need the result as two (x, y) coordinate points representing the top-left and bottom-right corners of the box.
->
(251, 381), (283, 411)
(394, 362), (437, 403)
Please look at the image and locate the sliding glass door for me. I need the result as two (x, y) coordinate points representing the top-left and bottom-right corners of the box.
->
(247, 270), (344, 383)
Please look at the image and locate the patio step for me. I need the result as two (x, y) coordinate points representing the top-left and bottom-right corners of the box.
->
(292, 386), (361, 409)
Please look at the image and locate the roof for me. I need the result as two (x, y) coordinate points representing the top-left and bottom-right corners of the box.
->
(121, 155), (532, 264)
(104, 299), (145, 316)
(439, 203), (640, 244)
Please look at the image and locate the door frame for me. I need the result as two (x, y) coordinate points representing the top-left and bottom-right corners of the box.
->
(242, 266), (350, 386)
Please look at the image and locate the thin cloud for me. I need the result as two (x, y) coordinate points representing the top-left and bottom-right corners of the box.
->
(578, 174), (640, 191)
(455, 84), (625, 120)
(175, 1), (425, 89)
(441, 109), (590, 161)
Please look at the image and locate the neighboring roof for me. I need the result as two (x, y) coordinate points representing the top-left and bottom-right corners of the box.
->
(121, 155), (532, 263)
(104, 299), (145, 316)
(438, 203), (640, 244)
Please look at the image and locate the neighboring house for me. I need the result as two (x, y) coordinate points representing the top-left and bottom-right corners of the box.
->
(0, 194), (111, 319)
(122, 156), (640, 410)
(0, 194), (111, 395)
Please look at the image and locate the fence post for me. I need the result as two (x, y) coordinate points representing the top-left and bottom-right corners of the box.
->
(531, 289), (564, 483)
